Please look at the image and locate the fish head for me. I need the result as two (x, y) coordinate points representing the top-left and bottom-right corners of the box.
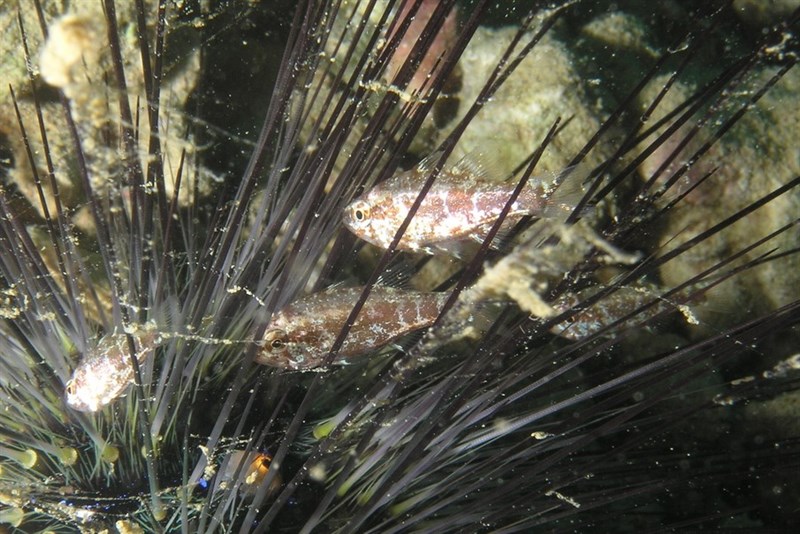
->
(65, 366), (106, 412)
(343, 194), (404, 249)
(255, 327), (314, 370)
(65, 333), (145, 412)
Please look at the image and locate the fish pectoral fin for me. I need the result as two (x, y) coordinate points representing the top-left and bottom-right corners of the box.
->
(431, 230), (511, 257)
(432, 240), (474, 259)
(391, 329), (427, 354)
(375, 259), (420, 289)
(469, 222), (516, 251)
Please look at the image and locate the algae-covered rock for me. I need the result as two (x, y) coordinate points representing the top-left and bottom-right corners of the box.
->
(648, 66), (800, 334)
(444, 25), (608, 175)
(0, 1), (208, 232)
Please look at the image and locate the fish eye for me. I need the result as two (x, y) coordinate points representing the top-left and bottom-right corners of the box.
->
(65, 380), (76, 397)
(350, 201), (370, 223)
(264, 329), (287, 352)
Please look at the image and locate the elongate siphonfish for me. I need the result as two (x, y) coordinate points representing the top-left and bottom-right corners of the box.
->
(549, 285), (696, 340)
(343, 153), (585, 254)
(255, 286), (448, 370)
(65, 327), (160, 412)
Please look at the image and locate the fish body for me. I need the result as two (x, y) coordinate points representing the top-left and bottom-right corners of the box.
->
(213, 450), (282, 497)
(65, 328), (159, 412)
(343, 154), (580, 254)
(550, 286), (678, 341)
(256, 286), (448, 370)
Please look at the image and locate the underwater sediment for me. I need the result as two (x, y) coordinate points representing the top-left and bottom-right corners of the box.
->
(1, 0), (799, 532)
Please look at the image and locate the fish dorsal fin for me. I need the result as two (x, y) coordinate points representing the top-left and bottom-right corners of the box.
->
(450, 152), (495, 182)
(451, 147), (511, 185)
(382, 149), (507, 193)
(415, 150), (447, 175)
(382, 153), (445, 190)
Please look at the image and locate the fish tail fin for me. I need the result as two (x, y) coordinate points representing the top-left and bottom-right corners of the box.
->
(532, 165), (593, 220)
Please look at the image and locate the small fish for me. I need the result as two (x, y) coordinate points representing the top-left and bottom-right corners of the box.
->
(211, 450), (282, 497)
(255, 286), (448, 370)
(550, 285), (683, 341)
(65, 327), (160, 412)
(343, 153), (584, 254)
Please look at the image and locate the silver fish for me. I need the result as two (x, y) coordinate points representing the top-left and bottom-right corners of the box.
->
(255, 286), (448, 370)
(343, 153), (583, 254)
(65, 328), (160, 412)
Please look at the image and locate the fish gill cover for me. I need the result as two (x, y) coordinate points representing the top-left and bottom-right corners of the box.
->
(0, 0), (799, 532)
